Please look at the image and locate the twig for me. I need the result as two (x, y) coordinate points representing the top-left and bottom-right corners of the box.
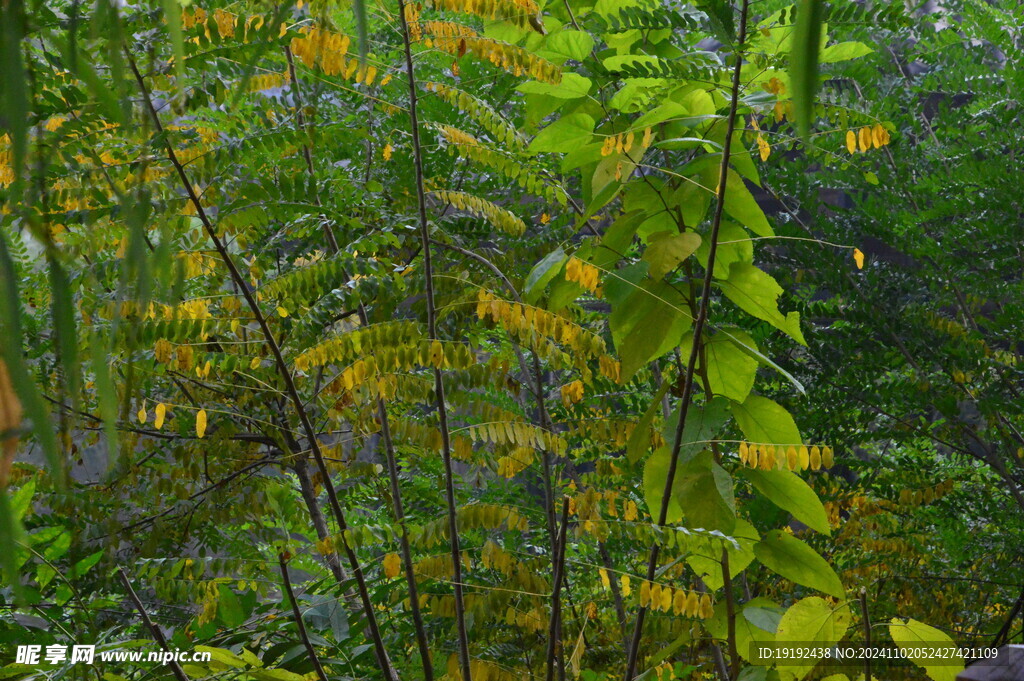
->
(278, 553), (330, 681)
(545, 497), (571, 681)
(117, 567), (190, 681)
(396, 3), (472, 678)
(623, 1), (750, 677)
(124, 50), (399, 681)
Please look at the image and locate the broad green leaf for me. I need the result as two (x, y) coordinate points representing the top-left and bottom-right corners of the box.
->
(543, 30), (594, 61)
(820, 41), (873, 63)
(790, 0), (825, 140)
(643, 399), (731, 525)
(251, 670), (307, 681)
(675, 451), (735, 532)
(702, 329), (758, 403)
(196, 646), (247, 669)
(48, 258), (81, 407)
(626, 380), (670, 464)
(518, 73), (592, 99)
(0, 492), (26, 600)
(888, 618), (964, 681)
(706, 596), (780, 664)
(743, 469), (831, 535)
(0, 233), (60, 478)
(525, 247), (567, 303)
(217, 584), (244, 628)
(718, 263), (806, 345)
(696, 222), (753, 279)
(754, 530), (844, 598)
(687, 517), (758, 589)
(528, 113), (595, 154)
(776, 597), (851, 679)
(703, 168), (774, 238)
(732, 394), (802, 447)
(605, 264), (691, 382)
(641, 231), (701, 279)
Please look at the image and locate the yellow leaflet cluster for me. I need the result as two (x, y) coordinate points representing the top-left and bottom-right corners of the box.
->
(297, 337), (474, 376)
(436, 125), (568, 205)
(496, 446), (535, 478)
(564, 256), (601, 294)
(290, 27), (379, 85)
(846, 124), (891, 154)
(293, 321), (422, 369)
(181, 7), (278, 42)
(447, 656), (531, 680)
(637, 580), (715, 618)
(249, 72), (290, 92)
(413, 503), (530, 549)
(429, 35), (561, 85)
(479, 540), (549, 592)
(431, 189), (526, 235)
(737, 442), (834, 471)
(424, 82), (525, 148)
(600, 129), (652, 157)
(419, 0), (541, 31)
(475, 290), (610, 361)
(898, 479), (955, 506)
(560, 379), (584, 406)
(567, 418), (658, 450)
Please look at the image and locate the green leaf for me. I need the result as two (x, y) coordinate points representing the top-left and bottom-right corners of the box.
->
(643, 399), (731, 525)
(0, 233), (60, 479)
(251, 670), (308, 681)
(701, 329), (758, 403)
(705, 596), (780, 664)
(543, 30), (594, 61)
(675, 451), (735, 532)
(718, 263), (806, 345)
(687, 517), (758, 589)
(0, 492), (26, 601)
(626, 380), (670, 464)
(790, 0), (825, 140)
(605, 264), (691, 382)
(696, 222), (753, 278)
(161, 0), (185, 88)
(528, 113), (595, 154)
(820, 41), (873, 63)
(524, 247), (567, 303)
(196, 646), (247, 669)
(732, 394), (802, 447)
(742, 469), (831, 535)
(754, 530), (844, 598)
(776, 597), (851, 679)
(217, 584), (245, 628)
(641, 231), (701, 279)
(888, 618), (964, 681)
(517, 73), (592, 99)
(703, 168), (774, 238)
(49, 258), (81, 407)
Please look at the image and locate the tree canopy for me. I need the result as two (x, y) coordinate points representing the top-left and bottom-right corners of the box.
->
(1, 1), (1021, 681)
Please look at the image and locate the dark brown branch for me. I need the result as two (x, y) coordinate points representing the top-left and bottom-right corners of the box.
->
(117, 567), (190, 681)
(623, 1), (750, 677)
(396, 4), (472, 679)
(124, 51), (399, 681)
(278, 553), (330, 681)
(545, 497), (571, 681)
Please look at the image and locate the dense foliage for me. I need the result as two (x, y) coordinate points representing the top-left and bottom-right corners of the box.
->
(0, 1), (1021, 681)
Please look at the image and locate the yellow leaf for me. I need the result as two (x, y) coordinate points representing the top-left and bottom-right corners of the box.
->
(196, 409), (208, 439)
(383, 552), (402, 578)
(250, 357), (261, 369)
(757, 135), (770, 162)
(0, 359), (23, 487)
(154, 403), (167, 430)
(277, 306), (289, 318)
(137, 405), (147, 424)
(620, 574), (631, 596)
(853, 248), (864, 269)
(858, 126), (871, 152)
(383, 143), (393, 161)
(845, 130), (857, 154)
